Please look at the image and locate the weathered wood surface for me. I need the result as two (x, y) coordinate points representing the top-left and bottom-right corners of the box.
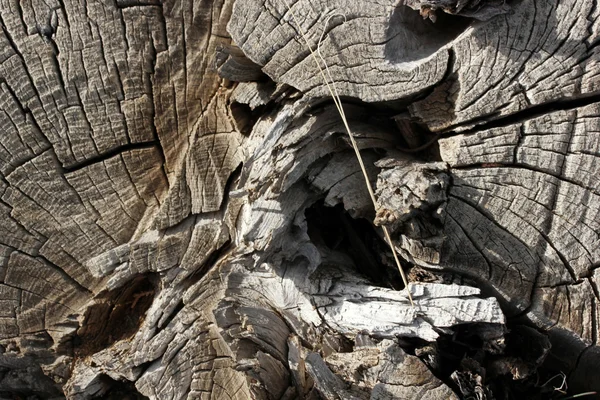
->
(0, 0), (599, 398)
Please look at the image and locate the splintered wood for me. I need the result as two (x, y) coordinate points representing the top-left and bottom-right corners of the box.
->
(0, 0), (599, 398)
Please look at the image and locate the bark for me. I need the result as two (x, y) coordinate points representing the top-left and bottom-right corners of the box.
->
(0, 0), (598, 398)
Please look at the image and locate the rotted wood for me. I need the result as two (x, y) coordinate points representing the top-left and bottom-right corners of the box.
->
(0, 0), (599, 398)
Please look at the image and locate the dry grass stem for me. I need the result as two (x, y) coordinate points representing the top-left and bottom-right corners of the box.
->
(279, 0), (414, 306)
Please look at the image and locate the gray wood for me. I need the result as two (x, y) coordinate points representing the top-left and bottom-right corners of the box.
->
(1, 0), (599, 398)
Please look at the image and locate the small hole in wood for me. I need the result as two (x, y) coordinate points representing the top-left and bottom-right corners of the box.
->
(305, 201), (406, 290)
(74, 275), (156, 357)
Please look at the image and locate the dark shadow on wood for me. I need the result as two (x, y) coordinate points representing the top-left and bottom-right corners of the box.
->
(384, 5), (471, 64)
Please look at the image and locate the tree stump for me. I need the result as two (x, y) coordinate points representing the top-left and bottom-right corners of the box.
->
(0, 0), (599, 398)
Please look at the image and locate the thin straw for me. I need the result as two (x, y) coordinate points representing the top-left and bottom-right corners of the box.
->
(279, 1), (414, 306)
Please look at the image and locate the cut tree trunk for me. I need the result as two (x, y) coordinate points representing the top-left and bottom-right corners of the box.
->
(0, 0), (599, 398)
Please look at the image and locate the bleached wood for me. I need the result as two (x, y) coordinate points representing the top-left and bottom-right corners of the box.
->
(0, 0), (599, 397)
